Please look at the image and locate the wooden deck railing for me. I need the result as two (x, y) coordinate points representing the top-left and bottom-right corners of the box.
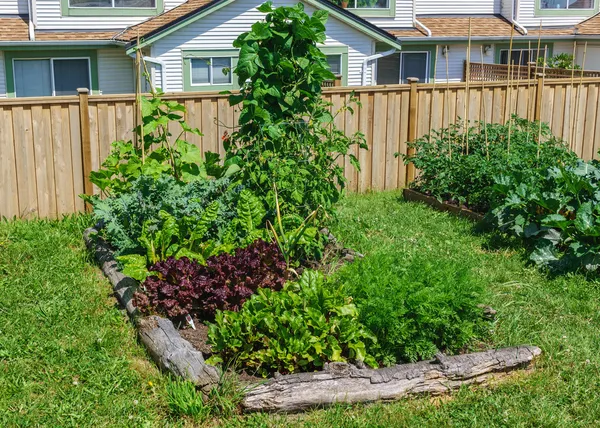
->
(466, 61), (600, 81)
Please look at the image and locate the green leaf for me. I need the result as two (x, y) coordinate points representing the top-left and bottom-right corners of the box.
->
(116, 254), (149, 282)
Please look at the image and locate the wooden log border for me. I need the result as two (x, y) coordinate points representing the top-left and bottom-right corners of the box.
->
(83, 227), (220, 395)
(84, 226), (541, 413)
(403, 188), (485, 222)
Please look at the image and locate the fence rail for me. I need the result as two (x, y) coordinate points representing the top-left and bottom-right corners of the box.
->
(467, 61), (600, 81)
(2, 76), (600, 219)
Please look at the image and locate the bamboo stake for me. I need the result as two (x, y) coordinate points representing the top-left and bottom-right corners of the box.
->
(445, 45), (451, 160)
(428, 44), (439, 138)
(464, 18), (472, 154)
(506, 24), (515, 154)
(135, 37), (145, 164)
(568, 40), (578, 151)
(527, 40), (532, 123)
(571, 41), (588, 153)
(537, 45), (548, 158)
(480, 46), (489, 159)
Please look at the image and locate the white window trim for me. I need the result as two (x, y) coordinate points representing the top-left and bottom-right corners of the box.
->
(540, 0), (595, 9)
(69, 0), (156, 8)
(189, 56), (233, 87)
(399, 51), (430, 84)
(347, 0), (390, 9)
(12, 57), (92, 97)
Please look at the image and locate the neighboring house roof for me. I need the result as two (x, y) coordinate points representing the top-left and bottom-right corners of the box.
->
(0, 16), (29, 41)
(388, 14), (580, 40)
(576, 12), (600, 35)
(116, 0), (402, 51)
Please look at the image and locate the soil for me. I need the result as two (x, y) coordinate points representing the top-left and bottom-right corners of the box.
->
(179, 316), (213, 356)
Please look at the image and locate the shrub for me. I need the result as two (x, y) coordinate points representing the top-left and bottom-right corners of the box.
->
(404, 117), (577, 212)
(491, 159), (600, 273)
(134, 239), (289, 318)
(223, 2), (366, 222)
(207, 270), (377, 377)
(332, 254), (488, 365)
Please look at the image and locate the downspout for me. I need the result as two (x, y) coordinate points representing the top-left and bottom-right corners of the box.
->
(413, 0), (432, 37)
(362, 48), (397, 86)
(27, 0), (36, 41)
(129, 53), (168, 93)
(512, 0), (528, 35)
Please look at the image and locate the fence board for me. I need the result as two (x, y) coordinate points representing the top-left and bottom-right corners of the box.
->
(3, 79), (600, 218)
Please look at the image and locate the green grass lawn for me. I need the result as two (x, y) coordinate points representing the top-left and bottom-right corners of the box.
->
(2, 191), (600, 426)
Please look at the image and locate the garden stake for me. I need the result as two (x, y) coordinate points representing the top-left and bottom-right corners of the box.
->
(479, 46), (489, 159)
(428, 43), (439, 139)
(537, 46), (548, 158)
(464, 18), (472, 154)
(445, 46), (451, 161)
(569, 40), (578, 151)
(572, 41), (588, 153)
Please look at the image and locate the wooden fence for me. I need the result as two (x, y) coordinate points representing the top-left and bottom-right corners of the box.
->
(2, 76), (600, 219)
(467, 61), (600, 81)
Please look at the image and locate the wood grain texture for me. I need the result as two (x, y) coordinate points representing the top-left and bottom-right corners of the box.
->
(243, 346), (542, 413)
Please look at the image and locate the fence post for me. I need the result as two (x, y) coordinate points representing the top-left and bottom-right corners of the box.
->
(78, 88), (93, 211)
(534, 73), (545, 122)
(405, 77), (419, 185)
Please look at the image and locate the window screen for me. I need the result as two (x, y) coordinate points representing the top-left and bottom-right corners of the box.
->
(14, 60), (52, 97)
(53, 59), (90, 96)
(326, 55), (342, 75)
(401, 52), (428, 84)
(499, 49), (542, 65)
(191, 59), (210, 84)
(191, 57), (232, 85)
(376, 53), (400, 85)
(211, 57), (231, 84)
(540, 0), (594, 9)
(70, 0), (155, 7)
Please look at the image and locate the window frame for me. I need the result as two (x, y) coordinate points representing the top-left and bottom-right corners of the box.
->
(346, 0), (396, 18)
(61, 0), (163, 17)
(182, 50), (239, 92)
(399, 51), (430, 84)
(536, 0), (598, 16)
(495, 43), (553, 65)
(189, 57), (233, 87)
(320, 46), (349, 86)
(4, 50), (99, 98)
(13, 57), (92, 97)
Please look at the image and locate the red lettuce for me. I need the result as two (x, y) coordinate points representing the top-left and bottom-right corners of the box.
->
(134, 240), (288, 319)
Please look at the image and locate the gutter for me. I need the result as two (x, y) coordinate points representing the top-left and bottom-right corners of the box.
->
(397, 34), (595, 43)
(362, 48), (397, 86)
(0, 40), (126, 47)
(413, 1), (432, 37)
(512, 0), (528, 35)
(27, 0), (35, 41)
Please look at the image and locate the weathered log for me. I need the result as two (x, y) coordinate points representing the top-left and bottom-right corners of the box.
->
(403, 188), (485, 222)
(243, 346), (542, 413)
(139, 316), (220, 394)
(83, 227), (220, 394)
(83, 227), (138, 317)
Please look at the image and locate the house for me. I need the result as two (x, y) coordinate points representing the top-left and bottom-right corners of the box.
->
(1, 0), (600, 97)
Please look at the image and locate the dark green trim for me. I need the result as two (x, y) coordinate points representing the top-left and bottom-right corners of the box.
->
(321, 46), (349, 86)
(4, 49), (99, 97)
(61, 0), (163, 17)
(494, 42), (554, 64)
(535, 0), (598, 16)
(182, 49), (239, 92)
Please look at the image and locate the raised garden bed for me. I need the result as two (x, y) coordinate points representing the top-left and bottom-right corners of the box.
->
(403, 188), (485, 222)
(85, 225), (542, 413)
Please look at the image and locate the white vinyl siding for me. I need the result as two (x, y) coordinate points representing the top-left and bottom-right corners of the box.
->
(363, 0), (413, 28)
(416, 0), (500, 14)
(0, 0), (28, 15)
(150, 0), (379, 91)
(501, 0), (514, 20)
(97, 48), (135, 94)
(434, 44), (495, 82)
(34, 0), (187, 30)
(0, 52), (7, 98)
(516, 0), (596, 26)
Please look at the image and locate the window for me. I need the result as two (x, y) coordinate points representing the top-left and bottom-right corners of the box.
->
(499, 49), (544, 65)
(540, 0), (594, 9)
(13, 58), (91, 97)
(69, 0), (156, 7)
(376, 52), (429, 85)
(347, 0), (389, 8)
(326, 55), (342, 76)
(190, 57), (232, 86)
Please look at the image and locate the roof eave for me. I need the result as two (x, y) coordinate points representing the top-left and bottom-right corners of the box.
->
(0, 40), (126, 47)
